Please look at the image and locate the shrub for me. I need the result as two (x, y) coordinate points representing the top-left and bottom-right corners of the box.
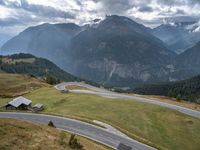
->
(59, 131), (67, 146)
(68, 134), (83, 149)
(48, 120), (56, 128)
(46, 75), (56, 85)
(176, 94), (181, 101)
(168, 89), (174, 98)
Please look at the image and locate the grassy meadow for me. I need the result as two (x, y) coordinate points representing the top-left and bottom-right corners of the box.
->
(0, 73), (48, 97)
(0, 119), (109, 150)
(66, 85), (89, 90)
(0, 74), (200, 150)
(1, 87), (198, 150)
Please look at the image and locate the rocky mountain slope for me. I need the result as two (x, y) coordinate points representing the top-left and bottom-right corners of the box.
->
(67, 15), (175, 87)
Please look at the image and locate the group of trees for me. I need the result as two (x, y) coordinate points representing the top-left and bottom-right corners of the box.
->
(45, 74), (60, 85)
(133, 75), (200, 104)
(167, 90), (181, 101)
(6, 53), (35, 59)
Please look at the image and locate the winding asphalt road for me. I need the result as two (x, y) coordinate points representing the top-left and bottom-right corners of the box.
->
(0, 112), (155, 150)
(55, 82), (200, 119)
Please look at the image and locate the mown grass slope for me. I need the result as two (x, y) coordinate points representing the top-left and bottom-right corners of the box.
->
(0, 119), (109, 150)
(10, 87), (200, 150)
(0, 73), (48, 97)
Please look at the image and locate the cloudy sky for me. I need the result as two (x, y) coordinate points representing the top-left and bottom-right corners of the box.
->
(0, 0), (200, 36)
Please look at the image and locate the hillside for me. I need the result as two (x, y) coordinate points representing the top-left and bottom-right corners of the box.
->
(1, 15), (176, 87)
(0, 119), (108, 150)
(0, 33), (11, 48)
(133, 75), (200, 103)
(174, 41), (200, 71)
(1, 23), (82, 69)
(164, 41), (200, 81)
(0, 73), (48, 97)
(0, 53), (82, 82)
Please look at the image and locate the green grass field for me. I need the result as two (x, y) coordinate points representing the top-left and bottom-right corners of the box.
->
(66, 85), (89, 90)
(0, 119), (109, 150)
(12, 58), (35, 64)
(1, 87), (198, 150)
(1, 57), (35, 64)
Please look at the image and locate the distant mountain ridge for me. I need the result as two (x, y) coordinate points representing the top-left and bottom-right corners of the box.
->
(1, 23), (82, 69)
(152, 21), (200, 53)
(0, 33), (12, 49)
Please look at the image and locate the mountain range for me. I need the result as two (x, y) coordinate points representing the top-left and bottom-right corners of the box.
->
(1, 23), (82, 69)
(1, 15), (200, 88)
(152, 21), (200, 54)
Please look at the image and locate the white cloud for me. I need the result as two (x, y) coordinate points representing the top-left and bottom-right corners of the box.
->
(27, 0), (81, 11)
(0, 0), (200, 35)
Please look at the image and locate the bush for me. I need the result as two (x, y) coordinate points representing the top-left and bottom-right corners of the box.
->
(46, 75), (58, 85)
(168, 89), (174, 98)
(59, 131), (67, 146)
(176, 94), (181, 101)
(48, 120), (56, 128)
(68, 134), (83, 149)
